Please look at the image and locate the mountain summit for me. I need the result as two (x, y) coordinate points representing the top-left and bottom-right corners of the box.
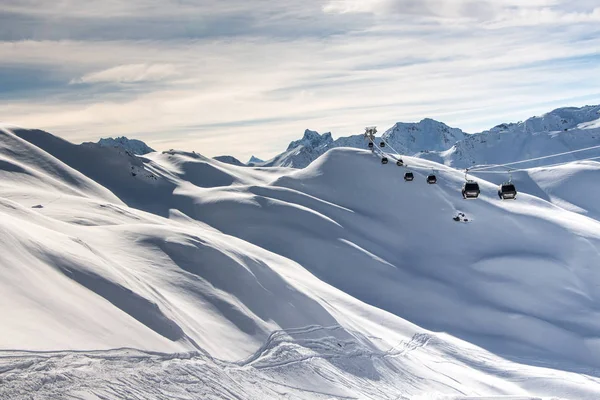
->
(286, 129), (334, 151)
(247, 155), (264, 165)
(258, 129), (340, 168)
(382, 118), (467, 154)
(96, 136), (155, 155)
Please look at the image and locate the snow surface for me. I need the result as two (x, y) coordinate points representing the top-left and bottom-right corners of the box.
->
(2, 125), (600, 399)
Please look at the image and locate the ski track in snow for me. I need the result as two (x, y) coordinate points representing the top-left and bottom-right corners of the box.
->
(0, 328), (568, 400)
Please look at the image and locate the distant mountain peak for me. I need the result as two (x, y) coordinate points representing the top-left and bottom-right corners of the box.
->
(213, 155), (245, 166)
(97, 136), (155, 155)
(482, 104), (600, 136)
(286, 129), (333, 151)
(383, 119), (466, 153)
(248, 155), (264, 164)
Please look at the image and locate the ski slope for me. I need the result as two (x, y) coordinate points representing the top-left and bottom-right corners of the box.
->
(2, 126), (600, 399)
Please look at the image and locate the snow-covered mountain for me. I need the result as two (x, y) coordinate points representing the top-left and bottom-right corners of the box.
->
(256, 105), (600, 170)
(213, 154), (245, 166)
(3, 124), (600, 399)
(258, 129), (371, 169)
(96, 136), (155, 155)
(420, 105), (600, 169)
(382, 118), (467, 154)
(247, 155), (264, 165)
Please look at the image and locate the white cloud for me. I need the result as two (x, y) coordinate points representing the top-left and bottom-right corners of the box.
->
(490, 6), (600, 27)
(71, 64), (179, 84)
(323, 0), (514, 19)
(323, 0), (597, 24)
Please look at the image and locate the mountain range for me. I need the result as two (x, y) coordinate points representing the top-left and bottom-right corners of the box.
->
(245, 104), (600, 170)
(93, 105), (600, 172)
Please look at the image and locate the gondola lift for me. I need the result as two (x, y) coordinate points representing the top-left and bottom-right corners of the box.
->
(379, 141), (386, 148)
(381, 157), (388, 164)
(368, 142), (374, 149)
(396, 159), (404, 167)
(461, 170), (480, 199)
(462, 181), (480, 199)
(426, 169), (437, 184)
(498, 182), (517, 200)
(498, 170), (517, 200)
(404, 172), (414, 181)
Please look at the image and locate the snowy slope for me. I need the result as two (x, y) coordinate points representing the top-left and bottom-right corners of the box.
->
(471, 160), (600, 222)
(2, 126), (600, 399)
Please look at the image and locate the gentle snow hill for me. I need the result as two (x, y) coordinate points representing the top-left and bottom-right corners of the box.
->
(3, 126), (600, 399)
(94, 136), (155, 155)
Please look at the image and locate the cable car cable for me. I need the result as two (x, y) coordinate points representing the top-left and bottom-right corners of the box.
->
(469, 144), (600, 172)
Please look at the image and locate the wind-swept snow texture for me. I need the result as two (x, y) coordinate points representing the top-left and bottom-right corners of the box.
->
(2, 126), (600, 399)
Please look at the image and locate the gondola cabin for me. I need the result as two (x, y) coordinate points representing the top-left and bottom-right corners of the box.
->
(396, 159), (404, 166)
(379, 142), (385, 147)
(368, 142), (374, 148)
(462, 180), (480, 199)
(404, 172), (414, 181)
(426, 174), (437, 184)
(381, 157), (388, 164)
(498, 182), (517, 200)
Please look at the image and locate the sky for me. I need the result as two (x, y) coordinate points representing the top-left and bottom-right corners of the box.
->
(1, 0), (600, 161)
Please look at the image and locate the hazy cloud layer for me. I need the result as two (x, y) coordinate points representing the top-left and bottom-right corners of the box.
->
(71, 64), (180, 84)
(1, 0), (599, 160)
